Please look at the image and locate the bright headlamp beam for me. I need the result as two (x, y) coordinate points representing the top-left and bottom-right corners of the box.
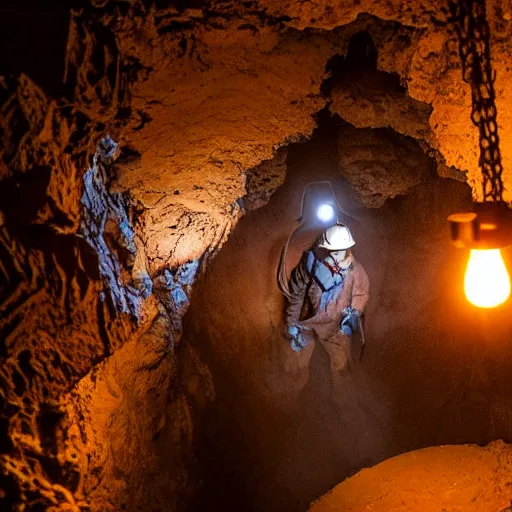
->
(317, 203), (335, 223)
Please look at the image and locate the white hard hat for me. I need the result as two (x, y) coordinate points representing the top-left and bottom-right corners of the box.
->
(318, 224), (355, 251)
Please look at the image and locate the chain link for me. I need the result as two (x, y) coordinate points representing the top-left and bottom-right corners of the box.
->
(450, 0), (504, 202)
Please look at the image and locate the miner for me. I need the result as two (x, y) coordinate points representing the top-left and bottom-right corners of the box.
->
(284, 223), (370, 402)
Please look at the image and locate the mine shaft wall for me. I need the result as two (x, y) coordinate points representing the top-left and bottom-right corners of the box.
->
(184, 121), (512, 512)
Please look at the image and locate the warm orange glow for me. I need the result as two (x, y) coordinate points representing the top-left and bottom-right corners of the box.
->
(464, 249), (511, 308)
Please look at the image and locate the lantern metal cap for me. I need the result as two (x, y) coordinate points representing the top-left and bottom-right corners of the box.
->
(447, 202), (512, 249)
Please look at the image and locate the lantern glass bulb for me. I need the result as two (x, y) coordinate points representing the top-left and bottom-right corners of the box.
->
(464, 248), (511, 308)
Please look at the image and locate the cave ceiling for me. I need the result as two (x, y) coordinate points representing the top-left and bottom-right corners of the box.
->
(4, 0), (512, 269)
(72, 0), (512, 205)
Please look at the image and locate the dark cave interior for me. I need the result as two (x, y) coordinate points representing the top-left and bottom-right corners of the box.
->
(185, 115), (512, 511)
(3, 1), (512, 511)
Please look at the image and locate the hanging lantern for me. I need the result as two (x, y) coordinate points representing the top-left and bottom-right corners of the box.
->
(448, 204), (512, 307)
(447, 0), (512, 308)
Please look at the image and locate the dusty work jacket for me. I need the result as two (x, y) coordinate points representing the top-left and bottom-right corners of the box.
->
(286, 249), (370, 340)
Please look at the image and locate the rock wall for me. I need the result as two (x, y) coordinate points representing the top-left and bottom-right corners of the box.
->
(337, 125), (434, 207)
(0, 58), (287, 509)
(260, 0), (512, 200)
(0, 71), (214, 509)
(65, 315), (214, 511)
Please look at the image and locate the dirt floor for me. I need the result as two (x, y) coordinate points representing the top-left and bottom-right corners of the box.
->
(310, 441), (512, 511)
(183, 117), (512, 511)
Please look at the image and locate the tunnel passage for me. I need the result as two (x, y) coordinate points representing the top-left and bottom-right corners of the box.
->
(183, 114), (512, 512)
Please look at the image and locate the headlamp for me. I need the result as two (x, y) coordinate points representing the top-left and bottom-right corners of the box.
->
(317, 203), (335, 223)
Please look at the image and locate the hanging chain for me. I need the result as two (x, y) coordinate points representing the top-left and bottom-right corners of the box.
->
(449, 0), (504, 202)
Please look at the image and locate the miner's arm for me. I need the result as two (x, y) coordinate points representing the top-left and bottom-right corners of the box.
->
(340, 262), (370, 337)
(350, 263), (370, 313)
(285, 251), (312, 328)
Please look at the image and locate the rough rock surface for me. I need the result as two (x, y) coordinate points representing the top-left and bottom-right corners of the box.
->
(309, 441), (512, 511)
(243, 147), (288, 211)
(337, 125), (433, 207)
(259, 0), (512, 199)
(330, 70), (434, 151)
(0, 73), (213, 509)
(60, 0), (512, 207)
(60, 0), (512, 202)
(65, 314), (214, 511)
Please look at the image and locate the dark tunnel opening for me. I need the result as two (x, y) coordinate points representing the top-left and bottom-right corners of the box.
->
(322, 30), (378, 97)
(182, 113), (512, 511)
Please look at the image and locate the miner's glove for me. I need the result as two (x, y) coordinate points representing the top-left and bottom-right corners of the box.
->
(340, 307), (361, 337)
(287, 324), (308, 352)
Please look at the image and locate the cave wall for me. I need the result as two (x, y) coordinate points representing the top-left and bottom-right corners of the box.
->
(0, 76), (138, 508)
(0, 100), (218, 509)
(184, 120), (512, 511)
(259, 0), (512, 199)
(0, 66), (280, 509)
(2, 0), (512, 510)
(0, 72), (213, 508)
(65, 314), (215, 511)
(58, 0), (512, 219)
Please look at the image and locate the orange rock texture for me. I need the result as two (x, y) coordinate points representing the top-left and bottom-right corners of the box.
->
(260, 0), (512, 200)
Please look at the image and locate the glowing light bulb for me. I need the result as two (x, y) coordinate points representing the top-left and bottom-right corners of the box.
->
(317, 204), (335, 222)
(464, 249), (511, 308)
